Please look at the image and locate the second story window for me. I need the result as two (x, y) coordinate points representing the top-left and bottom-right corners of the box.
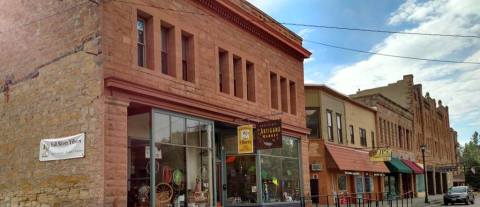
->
(336, 113), (343, 144)
(349, 125), (354, 144)
(246, 61), (255, 102)
(270, 72), (278, 109)
(181, 31), (194, 82)
(233, 55), (243, 98)
(306, 108), (320, 138)
(327, 110), (333, 142)
(280, 77), (288, 113)
(137, 18), (146, 67)
(218, 49), (229, 94)
(371, 131), (375, 148)
(161, 23), (175, 76)
(360, 128), (367, 147)
(289, 81), (296, 115)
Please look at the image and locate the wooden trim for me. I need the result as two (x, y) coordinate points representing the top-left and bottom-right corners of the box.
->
(105, 77), (309, 136)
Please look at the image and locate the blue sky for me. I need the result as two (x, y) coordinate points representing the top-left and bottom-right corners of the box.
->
(247, 0), (480, 145)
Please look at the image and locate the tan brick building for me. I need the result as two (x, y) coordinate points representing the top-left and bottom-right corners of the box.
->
(352, 75), (458, 196)
(305, 85), (389, 204)
(0, 0), (311, 206)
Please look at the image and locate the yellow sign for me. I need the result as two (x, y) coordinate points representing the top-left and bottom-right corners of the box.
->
(238, 125), (254, 154)
(369, 148), (392, 161)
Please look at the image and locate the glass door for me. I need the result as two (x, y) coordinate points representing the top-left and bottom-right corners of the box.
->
(355, 176), (364, 200)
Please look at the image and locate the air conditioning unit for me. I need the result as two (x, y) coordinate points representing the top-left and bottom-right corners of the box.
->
(311, 163), (323, 171)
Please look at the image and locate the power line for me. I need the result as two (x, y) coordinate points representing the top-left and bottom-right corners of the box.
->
(280, 23), (480, 39)
(115, 0), (480, 39)
(304, 40), (480, 65)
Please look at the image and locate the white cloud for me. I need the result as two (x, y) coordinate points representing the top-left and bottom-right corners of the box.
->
(297, 28), (315, 39)
(246, 0), (290, 14)
(326, 0), (480, 137)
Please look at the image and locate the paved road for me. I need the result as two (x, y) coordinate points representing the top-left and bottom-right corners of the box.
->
(432, 196), (480, 206)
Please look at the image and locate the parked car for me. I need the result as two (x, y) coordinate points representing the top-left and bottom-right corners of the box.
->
(444, 186), (475, 205)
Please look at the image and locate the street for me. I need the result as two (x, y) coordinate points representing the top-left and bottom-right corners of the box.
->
(437, 197), (480, 207)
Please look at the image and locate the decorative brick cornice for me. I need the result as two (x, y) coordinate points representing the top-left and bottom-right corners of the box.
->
(194, 0), (311, 60)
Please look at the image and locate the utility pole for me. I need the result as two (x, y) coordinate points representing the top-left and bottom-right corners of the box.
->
(421, 144), (429, 204)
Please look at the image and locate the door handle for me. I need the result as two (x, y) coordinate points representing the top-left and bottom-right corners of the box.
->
(223, 184), (227, 190)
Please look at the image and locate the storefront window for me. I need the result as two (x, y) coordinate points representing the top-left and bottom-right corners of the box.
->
(226, 155), (257, 204)
(338, 175), (347, 191)
(260, 137), (300, 203)
(364, 176), (373, 192)
(152, 111), (213, 207)
(416, 174), (425, 192)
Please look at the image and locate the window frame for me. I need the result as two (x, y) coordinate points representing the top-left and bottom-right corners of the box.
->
(336, 113), (343, 144)
(326, 110), (334, 142)
(306, 107), (320, 139)
(349, 125), (354, 144)
(136, 17), (146, 67)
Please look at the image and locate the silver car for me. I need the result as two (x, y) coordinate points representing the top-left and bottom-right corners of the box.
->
(444, 186), (475, 205)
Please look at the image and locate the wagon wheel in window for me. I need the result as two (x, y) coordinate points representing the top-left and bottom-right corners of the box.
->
(156, 182), (173, 204)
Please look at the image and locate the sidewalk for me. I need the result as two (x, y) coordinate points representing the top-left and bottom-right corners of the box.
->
(411, 194), (444, 207)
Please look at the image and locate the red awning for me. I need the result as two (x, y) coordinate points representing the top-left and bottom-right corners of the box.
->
(325, 143), (390, 173)
(401, 159), (423, 174)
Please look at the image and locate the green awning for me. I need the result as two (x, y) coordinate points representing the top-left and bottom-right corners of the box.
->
(385, 157), (412, 173)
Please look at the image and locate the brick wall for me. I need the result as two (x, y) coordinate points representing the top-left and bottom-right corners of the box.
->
(102, 0), (307, 129)
(0, 0), (104, 206)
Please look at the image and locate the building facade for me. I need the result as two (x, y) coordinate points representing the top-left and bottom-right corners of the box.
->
(351, 93), (420, 197)
(305, 85), (389, 204)
(0, 0), (312, 207)
(353, 75), (458, 196)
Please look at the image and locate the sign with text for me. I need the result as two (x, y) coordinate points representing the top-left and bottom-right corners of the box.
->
(39, 133), (85, 161)
(369, 148), (392, 161)
(256, 120), (282, 149)
(237, 125), (254, 154)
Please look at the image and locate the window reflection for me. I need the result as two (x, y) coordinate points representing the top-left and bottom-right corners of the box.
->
(226, 155), (257, 204)
(261, 137), (300, 203)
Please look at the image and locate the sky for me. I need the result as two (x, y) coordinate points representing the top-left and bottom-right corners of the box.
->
(247, 0), (480, 145)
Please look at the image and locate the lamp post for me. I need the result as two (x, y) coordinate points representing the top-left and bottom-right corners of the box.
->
(420, 144), (429, 204)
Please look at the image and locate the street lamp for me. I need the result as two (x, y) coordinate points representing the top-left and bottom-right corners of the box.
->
(420, 144), (429, 204)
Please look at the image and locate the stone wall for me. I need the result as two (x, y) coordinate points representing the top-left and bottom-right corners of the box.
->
(0, 0), (103, 206)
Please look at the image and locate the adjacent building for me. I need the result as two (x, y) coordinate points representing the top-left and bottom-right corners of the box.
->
(305, 85), (389, 204)
(0, 0), (312, 207)
(352, 75), (458, 197)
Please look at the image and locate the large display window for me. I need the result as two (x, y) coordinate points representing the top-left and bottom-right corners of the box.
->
(127, 110), (214, 207)
(260, 137), (301, 203)
(220, 134), (301, 206)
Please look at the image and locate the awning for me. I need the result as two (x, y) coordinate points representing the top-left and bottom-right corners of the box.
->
(325, 143), (390, 173)
(385, 157), (412, 174)
(401, 159), (423, 174)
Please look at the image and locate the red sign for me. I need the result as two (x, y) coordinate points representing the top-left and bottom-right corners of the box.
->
(256, 120), (282, 149)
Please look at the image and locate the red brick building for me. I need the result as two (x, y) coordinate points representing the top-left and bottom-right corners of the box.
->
(0, 0), (311, 206)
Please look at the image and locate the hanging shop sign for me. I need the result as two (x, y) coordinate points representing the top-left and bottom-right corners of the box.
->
(39, 133), (85, 161)
(237, 125), (254, 154)
(369, 148), (392, 161)
(256, 119), (282, 149)
(373, 173), (385, 177)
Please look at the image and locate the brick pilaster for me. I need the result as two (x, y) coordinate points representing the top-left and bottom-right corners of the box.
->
(104, 97), (130, 206)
